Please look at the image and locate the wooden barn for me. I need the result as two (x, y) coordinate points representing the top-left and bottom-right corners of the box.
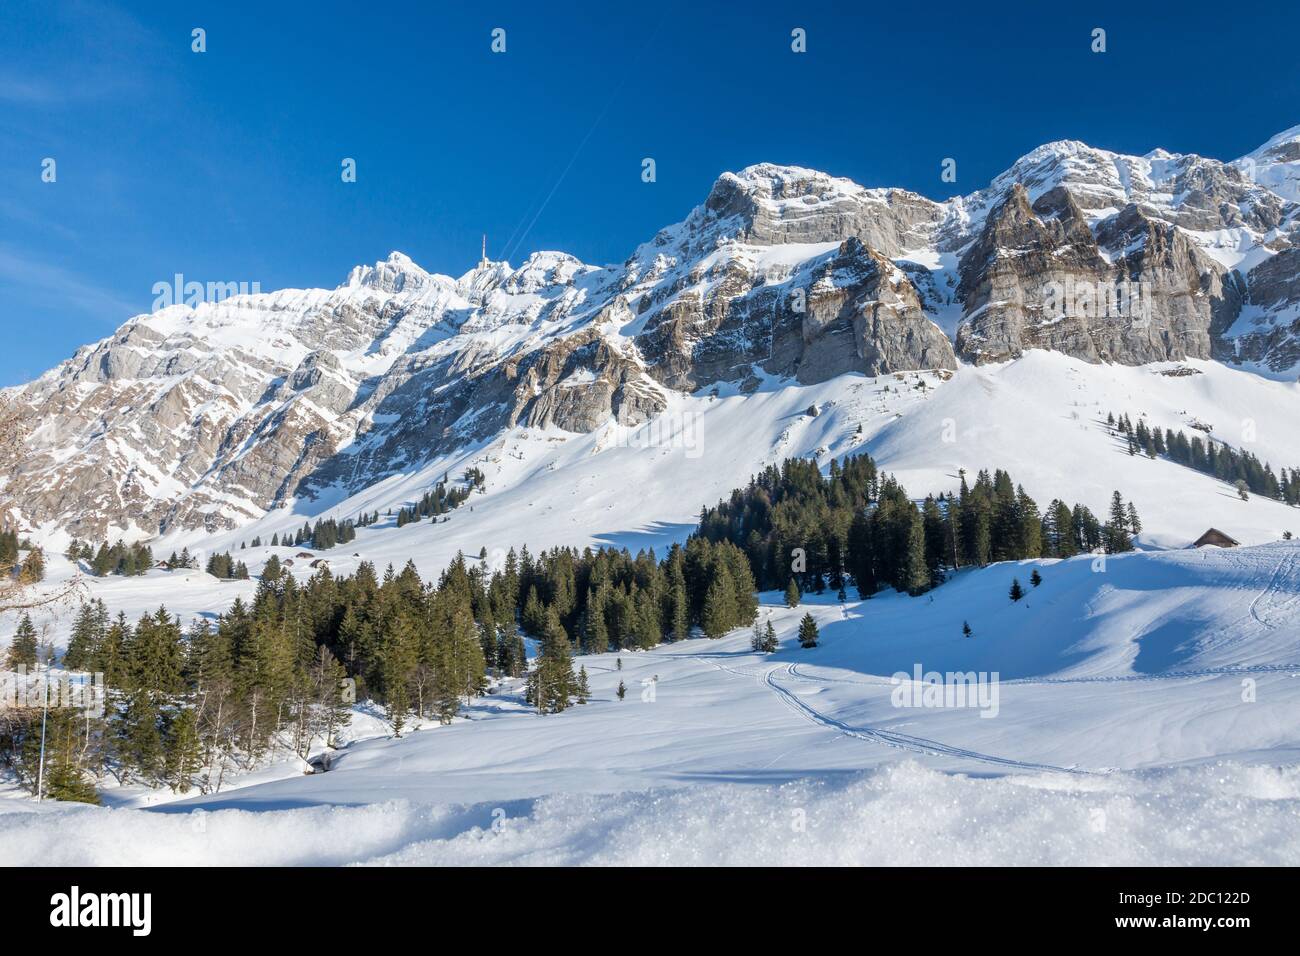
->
(1191, 528), (1240, 549)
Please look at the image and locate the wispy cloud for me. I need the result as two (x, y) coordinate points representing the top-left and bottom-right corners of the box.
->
(0, 75), (66, 105)
(0, 245), (142, 324)
(0, 0), (167, 108)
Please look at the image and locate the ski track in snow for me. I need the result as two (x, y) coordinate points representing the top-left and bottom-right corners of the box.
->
(694, 655), (1093, 775)
(785, 661), (1300, 688)
(1247, 546), (1300, 631)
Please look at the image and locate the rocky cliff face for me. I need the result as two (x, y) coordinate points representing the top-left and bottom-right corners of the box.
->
(949, 138), (1296, 367)
(4, 128), (1299, 537)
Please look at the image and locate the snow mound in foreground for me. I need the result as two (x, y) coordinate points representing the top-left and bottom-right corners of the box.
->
(4, 761), (1298, 866)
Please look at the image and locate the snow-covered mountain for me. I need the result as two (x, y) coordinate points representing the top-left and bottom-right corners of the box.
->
(4, 127), (1300, 540)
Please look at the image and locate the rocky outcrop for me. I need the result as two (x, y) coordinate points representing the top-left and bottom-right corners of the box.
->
(955, 183), (1250, 365)
(4, 127), (1300, 539)
(1221, 247), (1300, 372)
(703, 164), (942, 256)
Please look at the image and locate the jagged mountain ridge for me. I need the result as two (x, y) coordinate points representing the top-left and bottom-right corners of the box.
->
(4, 126), (1300, 537)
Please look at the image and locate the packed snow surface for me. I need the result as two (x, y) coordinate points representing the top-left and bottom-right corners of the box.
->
(4, 540), (1300, 866)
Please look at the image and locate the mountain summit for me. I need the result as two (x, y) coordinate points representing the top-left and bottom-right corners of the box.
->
(4, 128), (1300, 537)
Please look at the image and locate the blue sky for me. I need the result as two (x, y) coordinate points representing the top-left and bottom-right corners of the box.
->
(2, 0), (1298, 385)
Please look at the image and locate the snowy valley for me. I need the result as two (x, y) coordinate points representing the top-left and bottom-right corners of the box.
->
(3, 125), (1300, 867)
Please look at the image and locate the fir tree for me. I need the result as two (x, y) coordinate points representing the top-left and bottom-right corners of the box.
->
(118, 690), (164, 784)
(701, 567), (737, 638)
(34, 705), (101, 804)
(797, 613), (819, 648)
(1125, 503), (1142, 536)
(616, 680), (627, 700)
(63, 600), (107, 671)
(163, 707), (203, 794)
(1105, 491), (1133, 553)
(527, 607), (577, 714)
(1030, 569), (1042, 588)
(576, 665), (591, 704)
(5, 614), (38, 670)
(902, 510), (930, 595)
(784, 579), (801, 608)
(18, 547), (45, 583)
(962, 620), (972, 638)
(1009, 578), (1025, 602)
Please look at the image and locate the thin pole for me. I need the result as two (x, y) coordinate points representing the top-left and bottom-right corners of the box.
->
(36, 663), (49, 801)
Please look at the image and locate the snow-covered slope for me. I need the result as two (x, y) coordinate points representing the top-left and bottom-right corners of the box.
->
(5, 541), (1299, 866)
(1238, 124), (1300, 204)
(191, 351), (1300, 574)
(9, 351), (1298, 640)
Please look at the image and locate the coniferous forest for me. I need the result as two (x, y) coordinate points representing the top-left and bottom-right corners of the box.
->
(1108, 410), (1300, 505)
(1, 451), (1139, 803)
(695, 454), (1136, 597)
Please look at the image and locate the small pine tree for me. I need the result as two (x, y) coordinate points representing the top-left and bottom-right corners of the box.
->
(616, 680), (627, 700)
(784, 579), (801, 608)
(1030, 569), (1042, 588)
(5, 614), (38, 669)
(1009, 578), (1025, 602)
(38, 707), (101, 804)
(1125, 503), (1142, 536)
(762, 620), (778, 653)
(18, 548), (45, 583)
(797, 613), (819, 649)
(962, 620), (972, 638)
(576, 666), (591, 704)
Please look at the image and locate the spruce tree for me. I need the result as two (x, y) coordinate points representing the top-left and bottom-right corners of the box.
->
(903, 510), (930, 595)
(797, 613), (819, 649)
(962, 620), (972, 638)
(530, 607), (576, 714)
(616, 679), (627, 700)
(35, 706), (101, 804)
(576, 666), (591, 704)
(784, 579), (801, 608)
(5, 614), (39, 670)
(1030, 569), (1042, 588)
(1126, 502), (1142, 536)
(1009, 578), (1025, 602)
(18, 548), (45, 583)
(762, 620), (778, 653)
(163, 707), (203, 794)
(118, 690), (164, 784)
(669, 577), (689, 642)
(1105, 491), (1132, 553)
(63, 600), (106, 671)
(701, 567), (737, 638)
